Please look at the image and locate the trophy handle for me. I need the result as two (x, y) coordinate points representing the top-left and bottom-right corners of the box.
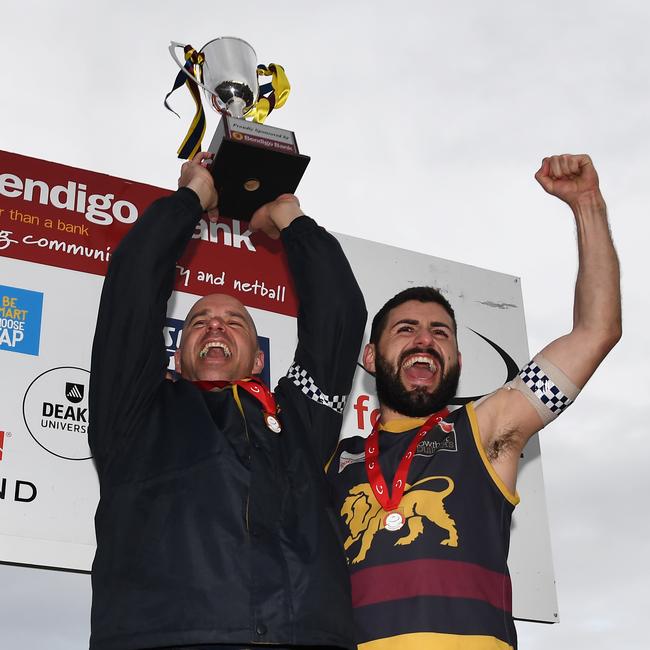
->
(168, 41), (217, 99)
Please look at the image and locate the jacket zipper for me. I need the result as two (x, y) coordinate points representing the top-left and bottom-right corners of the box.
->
(232, 385), (251, 533)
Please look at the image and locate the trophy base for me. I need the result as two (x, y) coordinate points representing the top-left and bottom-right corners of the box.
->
(208, 115), (310, 221)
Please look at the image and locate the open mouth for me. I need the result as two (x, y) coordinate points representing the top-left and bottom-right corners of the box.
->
(401, 354), (440, 383)
(199, 341), (232, 360)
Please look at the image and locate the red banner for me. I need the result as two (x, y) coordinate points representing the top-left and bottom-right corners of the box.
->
(0, 150), (298, 316)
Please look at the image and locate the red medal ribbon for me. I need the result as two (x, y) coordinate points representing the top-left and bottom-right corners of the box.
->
(193, 377), (279, 420)
(365, 407), (450, 512)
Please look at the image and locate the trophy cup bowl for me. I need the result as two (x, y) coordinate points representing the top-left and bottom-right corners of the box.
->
(198, 37), (258, 118)
(169, 37), (310, 221)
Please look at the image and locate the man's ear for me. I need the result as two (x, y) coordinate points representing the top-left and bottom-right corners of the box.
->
(174, 349), (182, 375)
(458, 351), (462, 370)
(253, 349), (265, 375)
(363, 343), (377, 374)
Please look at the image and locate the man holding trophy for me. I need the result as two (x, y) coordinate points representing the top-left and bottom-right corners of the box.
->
(88, 37), (366, 650)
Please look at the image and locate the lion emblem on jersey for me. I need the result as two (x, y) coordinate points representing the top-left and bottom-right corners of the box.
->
(341, 476), (458, 564)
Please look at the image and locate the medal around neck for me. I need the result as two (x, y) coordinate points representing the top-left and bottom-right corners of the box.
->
(168, 37), (310, 221)
(383, 510), (405, 531)
(264, 413), (282, 433)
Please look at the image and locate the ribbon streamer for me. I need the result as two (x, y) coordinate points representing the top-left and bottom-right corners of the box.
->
(246, 63), (291, 124)
(164, 45), (207, 159)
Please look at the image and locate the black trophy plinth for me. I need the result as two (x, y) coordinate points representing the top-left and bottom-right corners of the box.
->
(208, 115), (310, 221)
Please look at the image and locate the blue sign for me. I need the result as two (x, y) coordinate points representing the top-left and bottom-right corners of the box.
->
(0, 285), (44, 356)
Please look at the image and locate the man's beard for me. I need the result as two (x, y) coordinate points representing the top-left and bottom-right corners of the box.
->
(375, 347), (461, 417)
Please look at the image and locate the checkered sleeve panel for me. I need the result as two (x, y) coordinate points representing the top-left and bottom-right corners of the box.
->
(519, 361), (574, 415)
(287, 363), (347, 414)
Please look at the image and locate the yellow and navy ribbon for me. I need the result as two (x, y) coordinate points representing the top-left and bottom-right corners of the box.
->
(164, 44), (207, 160)
(245, 63), (291, 124)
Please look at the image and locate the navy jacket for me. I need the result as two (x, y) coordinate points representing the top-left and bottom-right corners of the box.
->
(89, 188), (366, 649)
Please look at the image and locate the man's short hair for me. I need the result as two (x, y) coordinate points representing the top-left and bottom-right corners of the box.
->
(370, 286), (457, 344)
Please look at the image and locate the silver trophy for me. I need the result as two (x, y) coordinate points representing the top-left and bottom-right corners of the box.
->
(170, 36), (258, 118)
(169, 37), (310, 220)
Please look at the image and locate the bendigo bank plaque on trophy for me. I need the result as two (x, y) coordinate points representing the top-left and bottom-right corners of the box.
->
(167, 37), (310, 221)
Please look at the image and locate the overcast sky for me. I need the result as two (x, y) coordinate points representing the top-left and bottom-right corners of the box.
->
(1, 1), (649, 648)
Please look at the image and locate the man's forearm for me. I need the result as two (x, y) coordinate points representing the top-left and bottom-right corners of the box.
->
(89, 189), (203, 464)
(110, 188), (202, 275)
(532, 154), (621, 388)
(282, 216), (366, 394)
(572, 191), (621, 349)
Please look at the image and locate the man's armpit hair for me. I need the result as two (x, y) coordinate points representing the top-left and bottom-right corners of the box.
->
(486, 428), (518, 461)
(504, 353), (580, 426)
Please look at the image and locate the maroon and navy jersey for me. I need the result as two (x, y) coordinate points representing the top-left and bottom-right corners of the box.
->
(327, 403), (520, 649)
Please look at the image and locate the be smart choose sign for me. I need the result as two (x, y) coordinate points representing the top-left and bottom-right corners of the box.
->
(0, 284), (43, 356)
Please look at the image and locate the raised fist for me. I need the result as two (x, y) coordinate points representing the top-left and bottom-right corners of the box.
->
(534, 154), (601, 208)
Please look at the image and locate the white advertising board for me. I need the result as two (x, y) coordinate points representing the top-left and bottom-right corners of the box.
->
(0, 150), (557, 622)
